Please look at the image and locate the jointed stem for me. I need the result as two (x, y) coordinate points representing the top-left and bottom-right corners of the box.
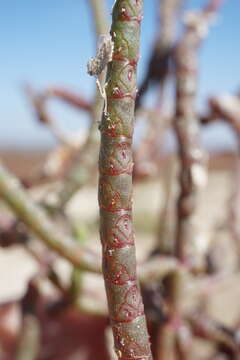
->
(98, 0), (153, 359)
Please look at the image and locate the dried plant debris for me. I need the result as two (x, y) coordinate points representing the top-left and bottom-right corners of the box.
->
(87, 34), (114, 115)
(87, 34), (114, 76)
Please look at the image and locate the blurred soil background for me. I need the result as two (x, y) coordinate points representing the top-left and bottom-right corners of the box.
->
(0, 149), (239, 359)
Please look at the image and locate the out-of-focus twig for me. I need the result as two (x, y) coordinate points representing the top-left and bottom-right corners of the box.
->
(0, 220), (29, 247)
(136, 0), (184, 109)
(24, 0), (109, 201)
(24, 83), (94, 186)
(229, 155), (240, 266)
(202, 94), (240, 266)
(175, 322), (192, 360)
(133, 111), (171, 179)
(57, 117), (99, 206)
(46, 87), (92, 112)
(202, 94), (240, 134)
(0, 162), (101, 273)
(89, 0), (109, 36)
(15, 315), (40, 360)
(57, 0), (109, 206)
(155, 158), (177, 255)
(173, 0), (222, 265)
(157, 322), (176, 360)
(25, 84), (90, 146)
(203, 94), (240, 264)
(189, 313), (239, 357)
(139, 256), (179, 283)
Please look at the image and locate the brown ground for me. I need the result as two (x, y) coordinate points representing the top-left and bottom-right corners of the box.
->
(0, 149), (48, 178)
(0, 149), (239, 359)
(0, 149), (236, 177)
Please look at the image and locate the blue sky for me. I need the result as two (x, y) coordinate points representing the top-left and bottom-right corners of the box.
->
(0, 0), (239, 149)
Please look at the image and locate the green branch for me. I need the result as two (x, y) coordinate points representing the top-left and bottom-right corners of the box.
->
(98, 0), (153, 359)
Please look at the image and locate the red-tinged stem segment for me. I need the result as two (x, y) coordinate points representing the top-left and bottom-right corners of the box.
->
(98, 1), (152, 359)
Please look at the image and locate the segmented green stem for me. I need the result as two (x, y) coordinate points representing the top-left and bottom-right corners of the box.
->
(98, 1), (152, 359)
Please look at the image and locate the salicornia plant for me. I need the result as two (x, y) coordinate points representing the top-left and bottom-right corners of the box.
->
(93, 0), (153, 358)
